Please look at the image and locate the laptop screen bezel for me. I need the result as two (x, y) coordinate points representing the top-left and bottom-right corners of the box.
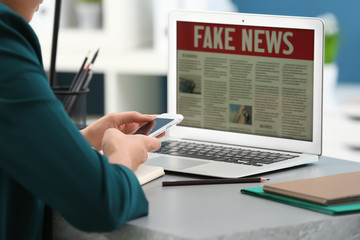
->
(167, 10), (323, 155)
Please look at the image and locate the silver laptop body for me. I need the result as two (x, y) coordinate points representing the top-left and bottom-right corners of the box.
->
(147, 10), (324, 178)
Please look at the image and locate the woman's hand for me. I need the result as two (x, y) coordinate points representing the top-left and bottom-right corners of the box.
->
(81, 111), (156, 151)
(101, 128), (161, 171)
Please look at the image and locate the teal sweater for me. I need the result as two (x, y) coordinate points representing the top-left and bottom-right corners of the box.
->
(0, 4), (148, 240)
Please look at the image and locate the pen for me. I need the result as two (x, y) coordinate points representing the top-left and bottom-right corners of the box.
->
(162, 177), (269, 187)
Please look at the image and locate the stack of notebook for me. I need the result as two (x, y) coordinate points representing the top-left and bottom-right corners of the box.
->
(241, 171), (360, 215)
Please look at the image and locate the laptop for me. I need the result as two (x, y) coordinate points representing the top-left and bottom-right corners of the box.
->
(146, 10), (324, 178)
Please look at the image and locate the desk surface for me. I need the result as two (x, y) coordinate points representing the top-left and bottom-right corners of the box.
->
(54, 157), (360, 240)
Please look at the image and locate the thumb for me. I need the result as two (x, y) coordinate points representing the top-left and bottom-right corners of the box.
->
(144, 136), (161, 152)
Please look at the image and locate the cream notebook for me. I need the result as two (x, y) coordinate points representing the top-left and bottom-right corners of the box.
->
(135, 164), (165, 185)
(263, 171), (360, 206)
(99, 150), (165, 185)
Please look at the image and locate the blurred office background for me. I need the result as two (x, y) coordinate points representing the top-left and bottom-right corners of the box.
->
(232, 0), (359, 84)
(230, 0), (360, 162)
(30, 0), (360, 162)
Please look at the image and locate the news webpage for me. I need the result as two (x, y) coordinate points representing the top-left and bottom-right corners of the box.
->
(176, 21), (314, 141)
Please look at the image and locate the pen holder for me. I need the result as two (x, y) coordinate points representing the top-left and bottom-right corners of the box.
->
(53, 86), (90, 130)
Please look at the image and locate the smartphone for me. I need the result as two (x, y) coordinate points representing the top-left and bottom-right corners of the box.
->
(133, 113), (184, 137)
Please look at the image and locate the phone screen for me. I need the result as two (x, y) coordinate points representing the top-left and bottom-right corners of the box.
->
(134, 118), (174, 136)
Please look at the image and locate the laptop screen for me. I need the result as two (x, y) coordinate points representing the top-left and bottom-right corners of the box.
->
(176, 21), (314, 142)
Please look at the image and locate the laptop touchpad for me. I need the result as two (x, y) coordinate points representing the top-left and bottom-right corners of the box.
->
(146, 156), (207, 170)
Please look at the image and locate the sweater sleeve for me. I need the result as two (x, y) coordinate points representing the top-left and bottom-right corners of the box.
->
(0, 9), (148, 232)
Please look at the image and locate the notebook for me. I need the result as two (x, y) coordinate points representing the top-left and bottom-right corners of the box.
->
(146, 10), (324, 178)
(241, 187), (360, 216)
(98, 151), (165, 185)
(135, 164), (165, 185)
(262, 171), (360, 206)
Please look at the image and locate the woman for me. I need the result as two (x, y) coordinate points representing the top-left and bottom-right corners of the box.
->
(0, 1), (161, 239)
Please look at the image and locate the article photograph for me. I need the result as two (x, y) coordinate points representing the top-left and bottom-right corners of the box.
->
(229, 104), (252, 125)
(179, 74), (202, 94)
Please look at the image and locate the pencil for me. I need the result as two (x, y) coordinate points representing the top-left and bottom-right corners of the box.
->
(63, 51), (90, 112)
(81, 64), (94, 90)
(162, 177), (269, 187)
(66, 64), (93, 114)
(72, 51), (90, 88)
(80, 49), (98, 90)
(90, 48), (100, 65)
(63, 49), (99, 114)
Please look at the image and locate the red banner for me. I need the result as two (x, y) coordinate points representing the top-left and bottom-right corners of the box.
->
(177, 21), (314, 61)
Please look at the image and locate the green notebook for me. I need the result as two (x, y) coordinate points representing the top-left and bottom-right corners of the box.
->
(241, 187), (360, 216)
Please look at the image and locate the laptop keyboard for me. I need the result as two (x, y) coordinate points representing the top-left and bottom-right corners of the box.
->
(155, 140), (299, 167)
